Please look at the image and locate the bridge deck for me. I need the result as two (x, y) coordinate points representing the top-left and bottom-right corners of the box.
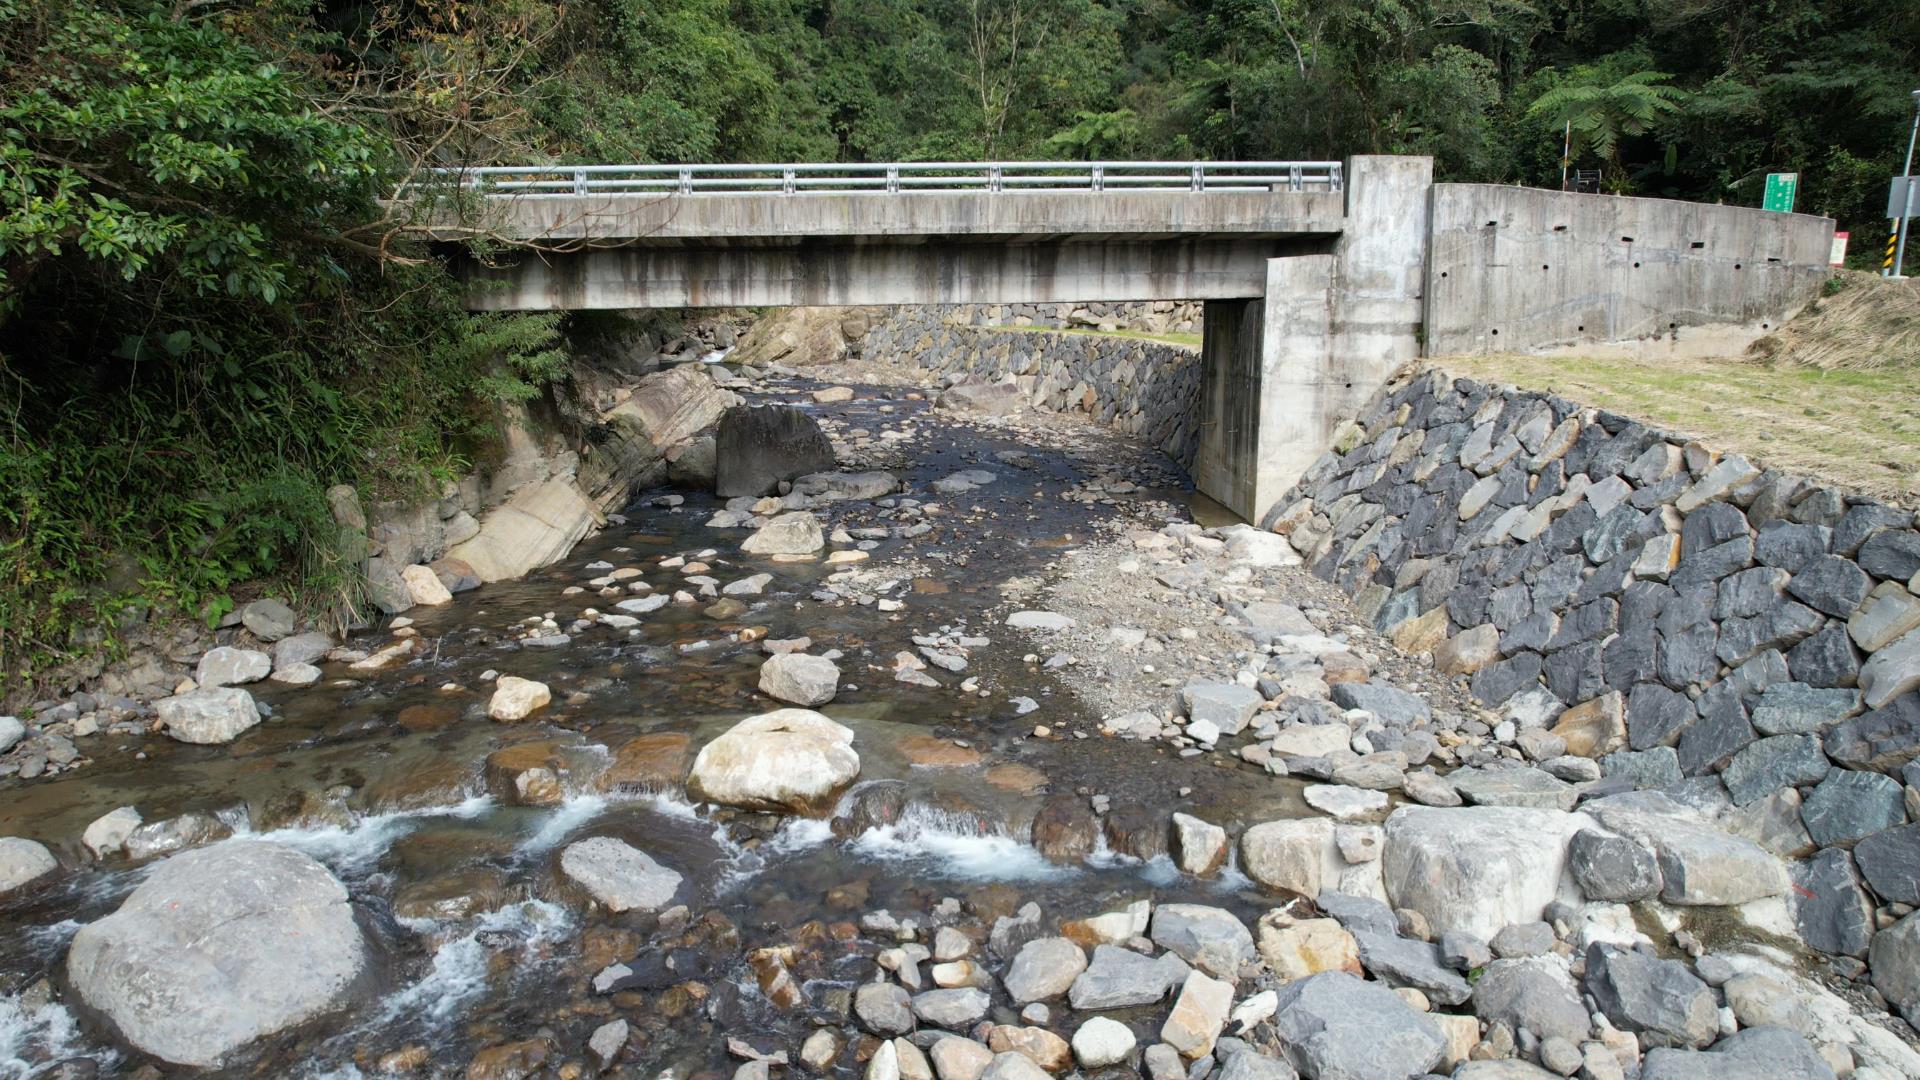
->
(424, 189), (1345, 246)
(410, 161), (1348, 246)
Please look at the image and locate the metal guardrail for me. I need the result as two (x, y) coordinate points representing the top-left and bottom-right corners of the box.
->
(408, 161), (1343, 197)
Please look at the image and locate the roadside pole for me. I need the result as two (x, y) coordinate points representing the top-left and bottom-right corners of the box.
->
(1890, 89), (1920, 277)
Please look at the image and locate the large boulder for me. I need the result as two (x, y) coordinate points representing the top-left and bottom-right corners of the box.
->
(741, 512), (826, 556)
(1583, 943), (1718, 1049)
(1381, 805), (1587, 938)
(715, 405), (836, 498)
(687, 709), (860, 813)
(559, 837), (683, 913)
(1471, 957), (1591, 1044)
(155, 687), (260, 745)
(1640, 1026), (1836, 1080)
(792, 471), (899, 503)
(195, 647), (270, 687)
(758, 653), (842, 706)
(1148, 904), (1257, 982)
(935, 378), (1027, 417)
(447, 478), (602, 583)
(1584, 793), (1789, 906)
(730, 307), (868, 367)
(0, 837), (57, 895)
(67, 842), (365, 1067)
(1269, 972), (1445, 1080)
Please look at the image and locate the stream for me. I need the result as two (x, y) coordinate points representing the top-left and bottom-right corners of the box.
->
(0, 372), (1312, 1078)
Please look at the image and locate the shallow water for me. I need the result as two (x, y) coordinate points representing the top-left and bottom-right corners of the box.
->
(0, 375), (1307, 1077)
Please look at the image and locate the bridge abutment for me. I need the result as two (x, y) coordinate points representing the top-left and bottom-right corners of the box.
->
(1193, 157), (1432, 525)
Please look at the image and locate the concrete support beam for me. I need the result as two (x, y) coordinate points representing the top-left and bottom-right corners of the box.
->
(436, 189), (1345, 244)
(1194, 257), (1336, 523)
(462, 238), (1311, 310)
(1327, 155), (1433, 423)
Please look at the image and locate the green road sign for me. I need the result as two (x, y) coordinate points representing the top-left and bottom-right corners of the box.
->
(1763, 172), (1798, 213)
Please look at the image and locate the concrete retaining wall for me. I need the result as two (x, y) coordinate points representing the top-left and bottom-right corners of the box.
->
(1425, 185), (1834, 356)
(863, 309), (1204, 468)
(1275, 366), (1920, 1000)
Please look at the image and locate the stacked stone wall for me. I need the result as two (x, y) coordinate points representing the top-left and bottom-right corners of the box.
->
(864, 308), (1205, 469)
(933, 300), (1203, 335)
(1276, 366), (1920, 1003)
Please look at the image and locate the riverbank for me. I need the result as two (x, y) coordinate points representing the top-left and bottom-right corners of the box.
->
(0, 353), (1915, 1078)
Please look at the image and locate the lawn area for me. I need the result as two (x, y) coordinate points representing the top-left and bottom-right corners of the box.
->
(1438, 352), (1920, 502)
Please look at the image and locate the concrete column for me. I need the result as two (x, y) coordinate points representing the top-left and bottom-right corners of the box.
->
(1192, 255), (1334, 523)
(1191, 157), (1431, 527)
(1327, 155), (1433, 419)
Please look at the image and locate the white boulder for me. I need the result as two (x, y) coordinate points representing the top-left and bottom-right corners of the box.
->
(67, 841), (365, 1067)
(687, 709), (859, 813)
(155, 687), (260, 745)
(560, 837), (683, 913)
(488, 676), (551, 721)
(758, 653), (842, 706)
(1382, 805), (1589, 938)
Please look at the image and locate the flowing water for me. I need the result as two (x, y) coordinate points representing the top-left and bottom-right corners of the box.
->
(0, 374), (1311, 1078)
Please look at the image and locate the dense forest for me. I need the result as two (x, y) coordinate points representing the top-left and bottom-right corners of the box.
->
(1, 0), (1916, 691)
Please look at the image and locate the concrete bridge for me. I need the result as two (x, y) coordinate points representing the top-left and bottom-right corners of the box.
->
(420, 159), (1834, 526)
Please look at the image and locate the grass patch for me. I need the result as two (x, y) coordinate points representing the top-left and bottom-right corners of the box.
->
(1439, 352), (1920, 501)
(979, 323), (1204, 349)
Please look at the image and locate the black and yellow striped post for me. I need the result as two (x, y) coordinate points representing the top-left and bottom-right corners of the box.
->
(1890, 224), (1902, 275)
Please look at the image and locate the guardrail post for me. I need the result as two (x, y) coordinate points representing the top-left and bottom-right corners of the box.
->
(1289, 166), (1302, 192)
(573, 169), (588, 195)
(886, 167), (899, 194)
(679, 167), (693, 195)
(989, 165), (1003, 193)
(1092, 165), (1104, 193)
(1191, 164), (1205, 192)
(782, 168), (796, 196)
(1330, 162), (1343, 192)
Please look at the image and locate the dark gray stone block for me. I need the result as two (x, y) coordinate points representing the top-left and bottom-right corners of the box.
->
(1582, 943), (1717, 1049)
(1471, 651), (1544, 707)
(1677, 684), (1756, 775)
(1791, 848), (1876, 957)
(1547, 599), (1619, 652)
(1801, 770), (1906, 847)
(1834, 503), (1911, 557)
(1721, 734), (1830, 806)
(1330, 681), (1431, 726)
(1788, 623), (1862, 689)
(1714, 567), (1790, 620)
(1545, 641), (1607, 704)
(1751, 682), (1862, 735)
(1786, 555), (1873, 618)
(1824, 693), (1920, 773)
(1628, 683), (1696, 750)
(1669, 536), (1756, 589)
(1681, 502), (1752, 556)
(1854, 822), (1920, 904)
(1754, 520), (1832, 573)
(1584, 505), (1645, 565)
(1860, 529), (1920, 583)
(1569, 828), (1662, 901)
(1714, 600), (1824, 667)
(1501, 612), (1558, 657)
(1600, 746), (1683, 788)
(1603, 632), (1659, 692)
